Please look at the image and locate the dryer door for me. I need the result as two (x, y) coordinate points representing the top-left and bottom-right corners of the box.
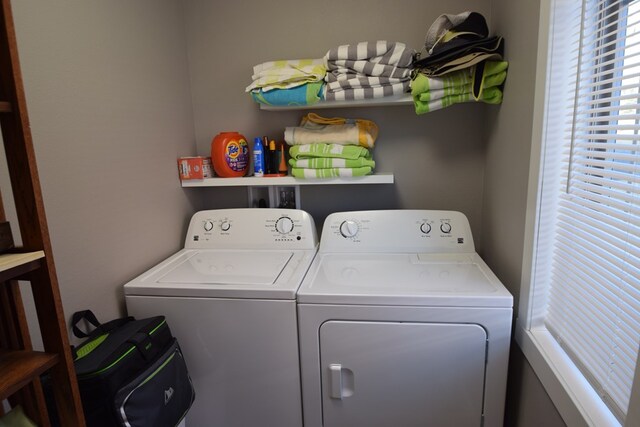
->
(319, 321), (487, 427)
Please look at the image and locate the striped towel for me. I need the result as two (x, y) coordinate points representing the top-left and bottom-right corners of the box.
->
(324, 41), (415, 101)
(291, 166), (373, 179)
(411, 61), (508, 114)
(246, 59), (326, 92)
(325, 41), (414, 74)
(413, 86), (504, 114)
(289, 157), (375, 169)
(289, 143), (374, 179)
(324, 82), (409, 101)
(289, 143), (371, 160)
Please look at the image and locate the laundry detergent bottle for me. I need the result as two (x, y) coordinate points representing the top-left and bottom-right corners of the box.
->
(211, 132), (249, 177)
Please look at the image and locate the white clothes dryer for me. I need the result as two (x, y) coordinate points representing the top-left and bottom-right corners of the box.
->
(297, 210), (513, 427)
(124, 208), (317, 427)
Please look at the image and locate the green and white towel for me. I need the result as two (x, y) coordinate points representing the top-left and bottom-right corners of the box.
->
(411, 60), (507, 98)
(411, 60), (508, 115)
(289, 157), (375, 168)
(291, 166), (373, 178)
(289, 143), (371, 160)
(246, 59), (326, 92)
(414, 86), (504, 114)
(289, 143), (374, 179)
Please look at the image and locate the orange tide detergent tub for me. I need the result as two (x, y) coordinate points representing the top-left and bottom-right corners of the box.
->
(211, 132), (249, 177)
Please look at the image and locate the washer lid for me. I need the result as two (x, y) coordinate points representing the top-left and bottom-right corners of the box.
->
(158, 250), (292, 285)
(124, 248), (317, 299)
(297, 253), (513, 307)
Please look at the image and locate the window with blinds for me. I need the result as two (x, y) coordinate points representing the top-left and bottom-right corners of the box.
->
(534, 0), (640, 421)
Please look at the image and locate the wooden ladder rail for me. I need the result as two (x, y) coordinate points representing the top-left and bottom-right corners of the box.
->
(0, 189), (51, 426)
(0, 0), (85, 425)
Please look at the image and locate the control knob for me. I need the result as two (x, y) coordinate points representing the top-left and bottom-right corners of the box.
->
(420, 222), (431, 234)
(204, 220), (214, 232)
(275, 217), (294, 234)
(220, 221), (231, 232)
(440, 222), (452, 234)
(340, 220), (359, 238)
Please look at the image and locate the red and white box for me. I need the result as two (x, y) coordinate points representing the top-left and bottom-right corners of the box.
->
(177, 156), (213, 180)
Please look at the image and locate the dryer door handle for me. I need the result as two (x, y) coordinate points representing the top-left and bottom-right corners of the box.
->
(329, 364), (344, 399)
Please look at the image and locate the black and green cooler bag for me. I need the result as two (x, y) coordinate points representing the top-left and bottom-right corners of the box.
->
(69, 310), (195, 427)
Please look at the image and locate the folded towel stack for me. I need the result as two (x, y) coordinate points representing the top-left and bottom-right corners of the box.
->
(246, 59), (326, 106)
(324, 41), (415, 101)
(411, 60), (508, 114)
(284, 113), (377, 179)
(411, 12), (508, 114)
(288, 143), (374, 178)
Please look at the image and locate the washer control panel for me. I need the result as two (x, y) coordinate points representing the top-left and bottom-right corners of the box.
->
(185, 209), (318, 250)
(321, 210), (474, 253)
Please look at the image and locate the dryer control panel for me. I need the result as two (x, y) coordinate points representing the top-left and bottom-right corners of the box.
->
(185, 208), (318, 250)
(320, 210), (475, 254)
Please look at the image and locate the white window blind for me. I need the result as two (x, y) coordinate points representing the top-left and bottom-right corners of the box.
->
(535, 0), (640, 421)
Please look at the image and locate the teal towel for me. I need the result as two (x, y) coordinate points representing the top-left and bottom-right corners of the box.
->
(251, 82), (324, 106)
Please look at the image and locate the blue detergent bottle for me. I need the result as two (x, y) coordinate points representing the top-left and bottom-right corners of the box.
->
(253, 137), (265, 177)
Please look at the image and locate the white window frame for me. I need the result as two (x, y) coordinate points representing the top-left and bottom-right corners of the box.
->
(517, 0), (640, 426)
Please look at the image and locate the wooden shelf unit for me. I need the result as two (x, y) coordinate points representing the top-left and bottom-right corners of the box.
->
(0, 0), (85, 425)
(0, 351), (58, 401)
(0, 251), (44, 283)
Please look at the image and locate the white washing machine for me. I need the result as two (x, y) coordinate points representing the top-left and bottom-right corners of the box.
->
(297, 210), (513, 427)
(124, 208), (318, 427)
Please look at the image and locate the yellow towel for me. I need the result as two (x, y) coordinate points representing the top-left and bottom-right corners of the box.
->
(293, 113), (379, 148)
(246, 59), (326, 92)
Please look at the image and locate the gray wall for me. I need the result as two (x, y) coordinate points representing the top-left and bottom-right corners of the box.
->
(184, 0), (491, 240)
(183, 2), (566, 423)
(5, 0), (199, 343)
(481, 0), (566, 426)
(1, 0), (568, 425)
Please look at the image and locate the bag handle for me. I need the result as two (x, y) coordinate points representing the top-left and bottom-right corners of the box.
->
(71, 310), (135, 339)
(71, 310), (103, 338)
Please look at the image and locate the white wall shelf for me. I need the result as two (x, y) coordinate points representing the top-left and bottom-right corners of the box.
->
(258, 95), (413, 111)
(181, 173), (394, 187)
(183, 174), (394, 210)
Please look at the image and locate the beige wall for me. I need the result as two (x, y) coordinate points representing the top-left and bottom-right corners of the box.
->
(3, 0), (199, 344)
(481, 0), (566, 425)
